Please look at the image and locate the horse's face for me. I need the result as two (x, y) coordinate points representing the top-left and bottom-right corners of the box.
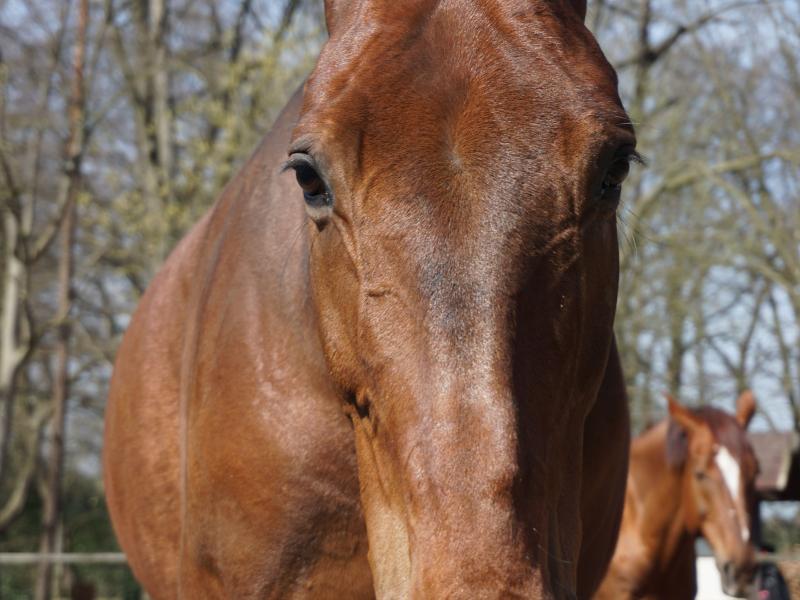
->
(287, 0), (635, 595)
(668, 394), (758, 597)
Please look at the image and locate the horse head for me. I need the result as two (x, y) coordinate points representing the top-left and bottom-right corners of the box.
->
(284, 1), (636, 596)
(667, 392), (759, 597)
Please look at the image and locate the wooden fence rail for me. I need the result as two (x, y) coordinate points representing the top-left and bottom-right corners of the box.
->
(0, 553), (127, 565)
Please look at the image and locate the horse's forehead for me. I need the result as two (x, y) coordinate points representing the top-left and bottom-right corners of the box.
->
(301, 0), (619, 140)
(329, 0), (580, 38)
(709, 425), (759, 487)
(715, 445), (741, 492)
(712, 419), (748, 458)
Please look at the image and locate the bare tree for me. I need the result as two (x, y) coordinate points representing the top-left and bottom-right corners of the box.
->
(589, 0), (800, 429)
(34, 0), (88, 597)
(0, 1), (73, 524)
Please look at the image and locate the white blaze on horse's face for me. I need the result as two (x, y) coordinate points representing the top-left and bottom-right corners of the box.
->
(716, 446), (740, 501)
(715, 445), (749, 541)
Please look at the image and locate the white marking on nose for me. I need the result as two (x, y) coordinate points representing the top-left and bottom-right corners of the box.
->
(716, 446), (748, 540)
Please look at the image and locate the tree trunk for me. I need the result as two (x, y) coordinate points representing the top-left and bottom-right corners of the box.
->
(0, 211), (23, 484)
(34, 0), (87, 597)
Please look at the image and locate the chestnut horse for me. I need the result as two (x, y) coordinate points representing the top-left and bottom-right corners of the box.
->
(104, 1), (637, 597)
(595, 392), (759, 599)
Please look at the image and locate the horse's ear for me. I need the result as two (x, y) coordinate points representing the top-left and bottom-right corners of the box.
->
(665, 394), (699, 468)
(735, 390), (757, 430)
(568, 0), (587, 21)
(666, 394), (703, 434)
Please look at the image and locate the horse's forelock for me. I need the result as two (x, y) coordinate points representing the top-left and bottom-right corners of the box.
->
(695, 407), (749, 460)
(665, 406), (750, 469)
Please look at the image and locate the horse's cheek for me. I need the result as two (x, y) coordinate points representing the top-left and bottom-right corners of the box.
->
(308, 230), (362, 389)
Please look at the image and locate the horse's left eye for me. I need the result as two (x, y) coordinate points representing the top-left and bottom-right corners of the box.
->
(695, 470), (707, 481)
(599, 157), (631, 199)
(603, 157), (630, 190)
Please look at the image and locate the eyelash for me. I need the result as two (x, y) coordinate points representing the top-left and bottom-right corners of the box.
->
(600, 150), (644, 199)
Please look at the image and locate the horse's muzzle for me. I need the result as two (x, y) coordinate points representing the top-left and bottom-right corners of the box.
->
(720, 560), (755, 598)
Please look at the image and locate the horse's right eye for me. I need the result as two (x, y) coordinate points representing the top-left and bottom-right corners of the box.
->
(294, 163), (326, 197)
(286, 154), (326, 195)
(695, 471), (707, 481)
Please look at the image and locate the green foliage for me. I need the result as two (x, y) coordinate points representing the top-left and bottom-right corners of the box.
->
(763, 514), (800, 555)
(0, 471), (141, 598)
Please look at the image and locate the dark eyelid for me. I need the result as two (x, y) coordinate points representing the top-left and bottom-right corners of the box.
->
(282, 152), (317, 173)
(288, 134), (314, 156)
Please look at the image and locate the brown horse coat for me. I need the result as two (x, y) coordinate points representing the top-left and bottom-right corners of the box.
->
(104, 1), (635, 598)
(595, 393), (758, 599)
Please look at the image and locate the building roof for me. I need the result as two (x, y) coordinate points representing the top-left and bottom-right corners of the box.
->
(749, 431), (800, 501)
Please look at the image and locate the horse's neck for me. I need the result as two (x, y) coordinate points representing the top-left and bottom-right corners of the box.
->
(187, 86), (324, 372)
(628, 422), (695, 577)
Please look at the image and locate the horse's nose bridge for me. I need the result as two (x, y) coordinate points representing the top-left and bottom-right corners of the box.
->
(718, 478), (753, 550)
(359, 300), (520, 500)
(709, 498), (755, 570)
(350, 353), (538, 597)
(420, 250), (518, 347)
(361, 236), (517, 367)
(728, 526), (756, 567)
